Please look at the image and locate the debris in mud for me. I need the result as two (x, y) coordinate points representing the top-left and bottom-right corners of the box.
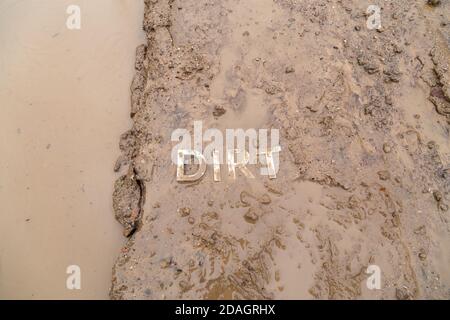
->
(244, 208), (259, 224)
(427, 0), (441, 6)
(285, 66), (295, 74)
(396, 288), (412, 300)
(429, 32), (450, 122)
(418, 249), (428, 261)
(429, 86), (450, 120)
(306, 105), (319, 113)
(433, 190), (443, 202)
(383, 65), (403, 83)
(377, 170), (391, 181)
(178, 207), (191, 217)
(160, 257), (173, 269)
(357, 54), (379, 74)
(258, 194), (272, 205)
(383, 143), (393, 153)
(212, 105), (226, 117)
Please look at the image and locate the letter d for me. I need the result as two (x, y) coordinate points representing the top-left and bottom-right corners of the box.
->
(177, 150), (206, 182)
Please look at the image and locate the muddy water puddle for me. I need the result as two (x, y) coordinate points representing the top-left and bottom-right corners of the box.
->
(0, 0), (144, 299)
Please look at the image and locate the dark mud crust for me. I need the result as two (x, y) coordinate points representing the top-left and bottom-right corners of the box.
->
(111, 0), (450, 299)
(113, 167), (146, 237)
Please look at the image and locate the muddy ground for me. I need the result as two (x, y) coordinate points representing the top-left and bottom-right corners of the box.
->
(110, 0), (450, 299)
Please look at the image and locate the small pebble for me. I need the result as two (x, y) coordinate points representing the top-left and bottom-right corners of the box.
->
(418, 250), (427, 261)
(285, 66), (295, 73)
(383, 143), (392, 153)
(378, 170), (391, 181)
(178, 207), (191, 217)
(244, 208), (258, 224)
(433, 190), (442, 202)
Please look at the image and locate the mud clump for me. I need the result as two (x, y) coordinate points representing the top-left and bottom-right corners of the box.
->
(396, 288), (412, 300)
(429, 32), (450, 123)
(213, 106), (227, 117)
(112, 169), (143, 237)
(178, 207), (191, 217)
(244, 208), (259, 224)
(427, 0), (441, 6)
(378, 170), (391, 181)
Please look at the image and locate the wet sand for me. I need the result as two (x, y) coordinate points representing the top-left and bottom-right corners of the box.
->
(0, 0), (144, 299)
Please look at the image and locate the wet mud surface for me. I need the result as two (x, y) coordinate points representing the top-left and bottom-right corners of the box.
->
(111, 0), (450, 299)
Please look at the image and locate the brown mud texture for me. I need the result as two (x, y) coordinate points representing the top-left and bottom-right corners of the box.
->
(111, 0), (450, 299)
